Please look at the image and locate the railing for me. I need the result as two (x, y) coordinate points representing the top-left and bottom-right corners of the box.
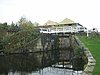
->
(40, 26), (78, 33)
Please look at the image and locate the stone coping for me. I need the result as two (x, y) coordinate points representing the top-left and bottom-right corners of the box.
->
(74, 36), (96, 75)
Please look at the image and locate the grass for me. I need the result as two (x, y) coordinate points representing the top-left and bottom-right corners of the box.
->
(78, 35), (100, 75)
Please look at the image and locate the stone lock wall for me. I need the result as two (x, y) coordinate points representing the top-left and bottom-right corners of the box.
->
(74, 36), (96, 75)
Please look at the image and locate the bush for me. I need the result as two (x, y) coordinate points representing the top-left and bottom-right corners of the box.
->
(1, 30), (40, 52)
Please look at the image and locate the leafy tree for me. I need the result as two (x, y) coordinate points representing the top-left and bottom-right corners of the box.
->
(8, 22), (20, 32)
(0, 23), (8, 50)
(0, 17), (40, 53)
(18, 17), (34, 30)
(0, 23), (8, 40)
(2, 29), (39, 52)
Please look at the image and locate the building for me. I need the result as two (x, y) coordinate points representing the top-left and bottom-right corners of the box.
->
(41, 18), (86, 33)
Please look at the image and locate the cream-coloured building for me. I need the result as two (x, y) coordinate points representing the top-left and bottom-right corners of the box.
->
(40, 18), (86, 33)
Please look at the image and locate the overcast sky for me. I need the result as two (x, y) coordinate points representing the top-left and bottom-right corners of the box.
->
(0, 0), (100, 29)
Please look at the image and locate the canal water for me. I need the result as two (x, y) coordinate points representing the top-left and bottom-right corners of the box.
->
(0, 53), (82, 75)
(8, 67), (82, 75)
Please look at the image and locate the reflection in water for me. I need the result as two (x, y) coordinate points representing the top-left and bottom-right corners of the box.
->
(0, 53), (83, 75)
(0, 53), (40, 75)
(7, 67), (82, 75)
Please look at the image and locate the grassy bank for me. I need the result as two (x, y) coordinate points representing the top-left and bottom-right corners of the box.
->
(78, 35), (100, 75)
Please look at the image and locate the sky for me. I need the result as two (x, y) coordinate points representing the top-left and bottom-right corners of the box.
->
(0, 0), (100, 29)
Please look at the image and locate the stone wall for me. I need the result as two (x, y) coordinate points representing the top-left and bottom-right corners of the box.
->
(74, 36), (96, 75)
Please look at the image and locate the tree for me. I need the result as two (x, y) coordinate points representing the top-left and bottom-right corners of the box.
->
(18, 17), (34, 30)
(7, 21), (20, 33)
(9, 21), (15, 31)
(0, 23), (8, 50)
(0, 23), (8, 40)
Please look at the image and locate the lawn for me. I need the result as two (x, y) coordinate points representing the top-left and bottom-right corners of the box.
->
(78, 35), (100, 75)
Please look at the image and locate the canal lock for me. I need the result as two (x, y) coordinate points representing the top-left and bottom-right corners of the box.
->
(39, 33), (88, 72)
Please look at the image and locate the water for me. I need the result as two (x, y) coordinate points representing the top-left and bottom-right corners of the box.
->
(0, 53), (82, 75)
(8, 67), (82, 75)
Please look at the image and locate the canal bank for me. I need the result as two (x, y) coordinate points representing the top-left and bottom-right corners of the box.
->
(0, 33), (95, 75)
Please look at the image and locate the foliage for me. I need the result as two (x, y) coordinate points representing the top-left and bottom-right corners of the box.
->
(18, 17), (34, 30)
(78, 35), (100, 75)
(1, 30), (39, 52)
(0, 23), (8, 49)
(0, 23), (8, 40)
(74, 47), (83, 58)
(8, 22), (20, 32)
(0, 17), (40, 53)
(72, 47), (85, 70)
